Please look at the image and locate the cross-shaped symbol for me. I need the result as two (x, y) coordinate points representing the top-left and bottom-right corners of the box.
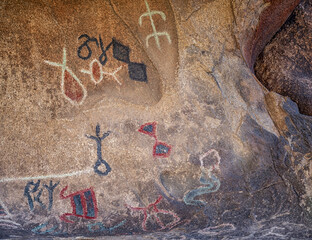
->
(139, 0), (171, 49)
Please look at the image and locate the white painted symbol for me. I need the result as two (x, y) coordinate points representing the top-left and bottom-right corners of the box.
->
(80, 59), (123, 85)
(0, 197), (22, 230)
(0, 168), (93, 183)
(0, 198), (12, 218)
(44, 48), (87, 106)
(199, 149), (221, 177)
(0, 218), (22, 229)
(139, 0), (171, 49)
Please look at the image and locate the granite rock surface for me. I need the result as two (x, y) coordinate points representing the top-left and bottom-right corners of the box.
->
(255, 0), (312, 116)
(0, 0), (311, 239)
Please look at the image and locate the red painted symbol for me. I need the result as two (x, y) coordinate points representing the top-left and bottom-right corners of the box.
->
(63, 70), (84, 102)
(80, 58), (123, 85)
(59, 186), (98, 223)
(44, 48), (87, 105)
(153, 141), (171, 158)
(138, 122), (157, 138)
(126, 195), (180, 231)
(91, 59), (102, 83)
(138, 122), (172, 158)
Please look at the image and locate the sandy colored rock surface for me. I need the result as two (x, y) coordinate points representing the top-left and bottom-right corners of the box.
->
(0, 0), (311, 238)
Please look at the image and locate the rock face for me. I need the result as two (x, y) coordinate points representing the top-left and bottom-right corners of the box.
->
(0, 0), (311, 239)
(233, 0), (301, 69)
(255, 0), (312, 116)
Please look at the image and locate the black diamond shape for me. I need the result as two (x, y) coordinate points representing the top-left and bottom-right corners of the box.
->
(128, 62), (147, 83)
(112, 39), (130, 63)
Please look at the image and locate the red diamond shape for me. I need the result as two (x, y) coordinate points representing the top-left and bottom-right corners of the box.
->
(153, 142), (172, 158)
(138, 122), (157, 138)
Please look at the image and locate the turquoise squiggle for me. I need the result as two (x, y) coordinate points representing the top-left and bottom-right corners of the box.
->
(183, 169), (221, 206)
(88, 219), (126, 233)
(31, 222), (67, 235)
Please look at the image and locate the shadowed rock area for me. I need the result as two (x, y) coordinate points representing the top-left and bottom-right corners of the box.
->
(255, 0), (312, 116)
(0, 0), (311, 239)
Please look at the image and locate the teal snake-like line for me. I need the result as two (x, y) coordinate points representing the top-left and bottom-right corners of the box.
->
(183, 168), (221, 206)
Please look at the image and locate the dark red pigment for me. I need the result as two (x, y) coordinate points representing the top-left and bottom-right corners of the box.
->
(64, 70), (84, 103)
(92, 61), (101, 83)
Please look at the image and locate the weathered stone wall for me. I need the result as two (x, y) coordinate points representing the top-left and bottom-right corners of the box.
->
(255, 0), (312, 116)
(0, 0), (311, 238)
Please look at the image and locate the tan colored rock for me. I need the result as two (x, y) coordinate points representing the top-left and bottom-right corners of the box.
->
(0, 0), (311, 238)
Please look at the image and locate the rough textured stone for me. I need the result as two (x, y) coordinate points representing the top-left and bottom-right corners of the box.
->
(255, 0), (312, 116)
(232, 0), (300, 69)
(0, 0), (311, 239)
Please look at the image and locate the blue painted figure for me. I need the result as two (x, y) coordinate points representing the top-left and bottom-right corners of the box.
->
(183, 149), (221, 206)
(24, 180), (59, 211)
(86, 124), (112, 176)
